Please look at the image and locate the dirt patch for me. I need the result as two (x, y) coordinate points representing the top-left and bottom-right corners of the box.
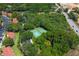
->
(65, 49), (79, 56)
(65, 45), (79, 56)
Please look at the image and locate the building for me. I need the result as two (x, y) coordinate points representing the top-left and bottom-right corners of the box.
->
(60, 3), (79, 13)
(2, 46), (15, 56)
(6, 32), (15, 39)
(12, 18), (18, 24)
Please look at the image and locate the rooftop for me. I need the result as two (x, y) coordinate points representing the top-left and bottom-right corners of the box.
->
(12, 18), (18, 24)
(7, 32), (15, 39)
(2, 46), (15, 56)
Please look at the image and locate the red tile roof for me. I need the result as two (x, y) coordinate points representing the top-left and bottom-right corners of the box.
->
(2, 47), (15, 56)
(7, 32), (15, 39)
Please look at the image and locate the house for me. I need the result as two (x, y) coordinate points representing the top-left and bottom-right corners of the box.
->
(60, 3), (78, 9)
(6, 32), (15, 39)
(60, 3), (79, 13)
(2, 46), (15, 56)
(12, 18), (18, 24)
(67, 4), (77, 10)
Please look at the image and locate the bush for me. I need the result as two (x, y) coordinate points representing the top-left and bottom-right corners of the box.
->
(0, 48), (2, 55)
(6, 23), (22, 32)
(20, 31), (33, 43)
(68, 12), (78, 21)
(11, 12), (18, 18)
(24, 23), (35, 30)
(20, 43), (38, 56)
(3, 37), (14, 47)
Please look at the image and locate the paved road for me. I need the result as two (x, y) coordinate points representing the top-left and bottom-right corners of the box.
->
(55, 3), (79, 36)
(62, 12), (79, 36)
(0, 15), (10, 38)
(0, 27), (4, 48)
(0, 30), (4, 43)
(2, 15), (10, 29)
(0, 15), (10, 48)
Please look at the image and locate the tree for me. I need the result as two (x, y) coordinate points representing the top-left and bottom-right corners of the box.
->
(20, 31), (33, 43)
(6, 23), (22, 32)
(39, 47), (53, 56)
(3, 37), (14, 47)
(20, 12), (79, 55)
(11, 12), (18, 18)
(20, 31), (37, 56)
(64, 8), (68, 12)
(68, 12), (78, 21)
(24, 23), (35, 30)
(18, 14), (27, 23)
(0, 48), (2, 55)
(20, 43), (38, 56)
(74, 7), (79, 14)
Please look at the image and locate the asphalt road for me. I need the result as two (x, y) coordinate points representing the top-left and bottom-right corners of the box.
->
(62, 12), (79, 36)
(2, 15), (10, 29)
(0, 15), (10, 47)
(55, 3), (79, 36)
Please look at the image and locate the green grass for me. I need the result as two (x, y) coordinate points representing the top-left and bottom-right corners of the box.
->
(12, 32), (23, 56)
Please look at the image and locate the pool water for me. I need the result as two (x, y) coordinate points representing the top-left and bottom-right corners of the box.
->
(33, 31), (41, 38)
(31, 27), (47, 38)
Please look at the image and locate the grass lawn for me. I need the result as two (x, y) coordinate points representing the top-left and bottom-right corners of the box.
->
(12, 32), (23, 56)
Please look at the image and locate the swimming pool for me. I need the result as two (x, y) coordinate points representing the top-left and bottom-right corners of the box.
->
(30, 27), (47, 38)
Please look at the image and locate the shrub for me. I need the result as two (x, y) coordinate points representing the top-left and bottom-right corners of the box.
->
(24, 23), (35, 30)
(6, 23), (22, 32)
(20, 43), (38, 56)
(20, 31), (33, 43)
(3, 37), (14, 47)
(68, 12), (78, 21)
